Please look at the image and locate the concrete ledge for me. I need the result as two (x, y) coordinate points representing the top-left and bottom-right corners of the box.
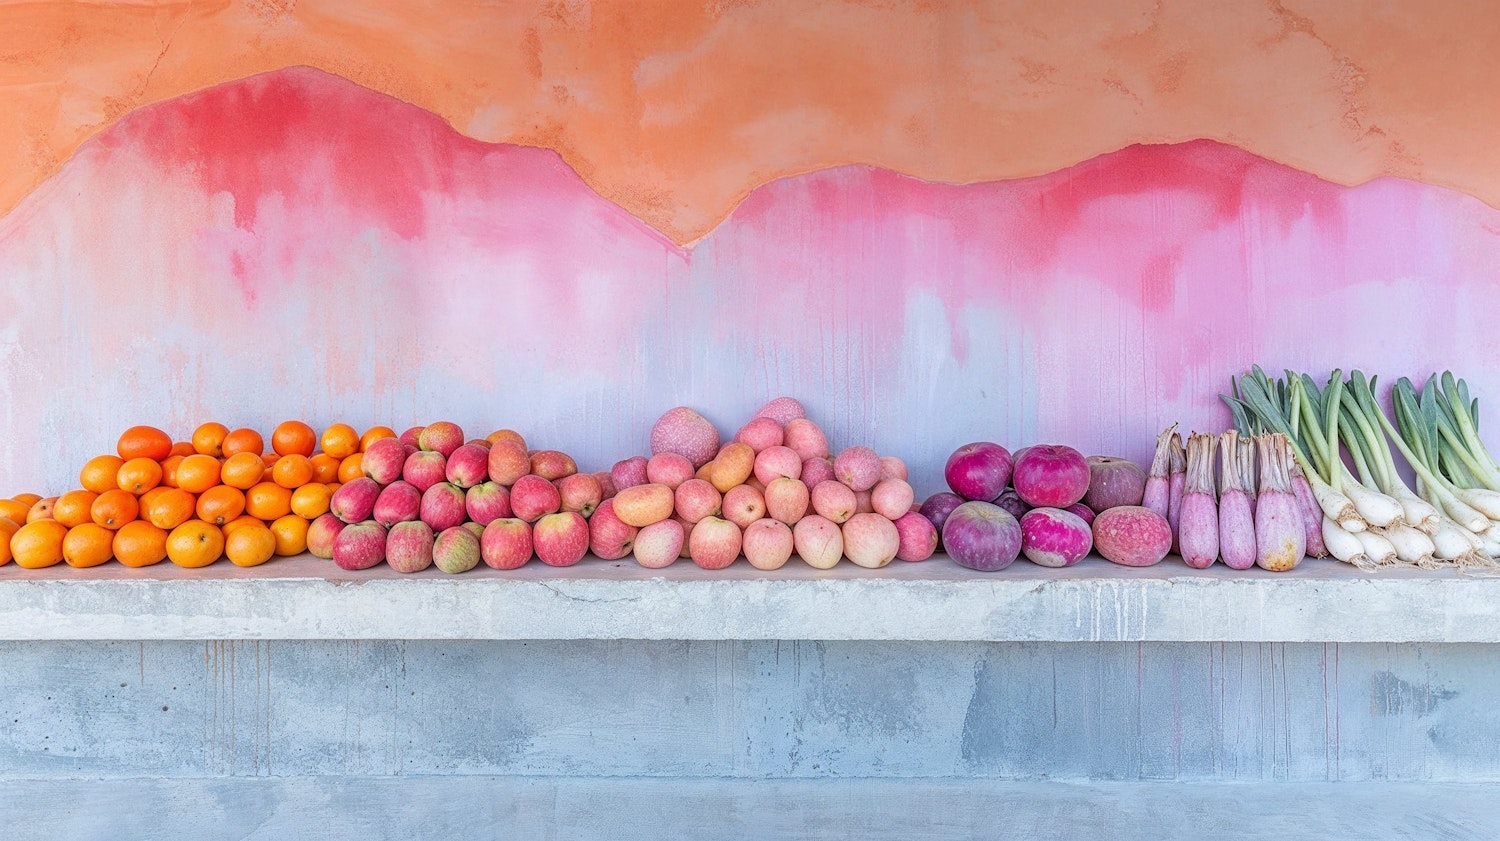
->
(4, 777), (1498, 841)
(3, 553), (1498, 642)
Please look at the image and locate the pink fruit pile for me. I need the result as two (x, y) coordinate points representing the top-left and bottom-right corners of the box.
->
(315, 422), (607, 573)
(598, 399), (937, 570)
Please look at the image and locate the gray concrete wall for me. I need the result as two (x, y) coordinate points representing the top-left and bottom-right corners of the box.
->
(3, 640), (1496, 783)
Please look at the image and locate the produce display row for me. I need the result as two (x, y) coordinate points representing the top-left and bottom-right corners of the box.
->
(2, 373), (1495, 574)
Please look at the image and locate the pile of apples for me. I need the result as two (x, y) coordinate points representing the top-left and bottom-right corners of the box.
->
(319, 423), (606, 572)
(593, 398), (937, 570)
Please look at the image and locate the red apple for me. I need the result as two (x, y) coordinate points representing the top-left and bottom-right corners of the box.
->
(722, 484), (765, 529)
(465, 481), (513, 525)
(306, 513), (345, 559)
(633, 519), (684, 569)
(811, 480), (856, 524)
(445, 443), (490, 489)
(673, 479), (722, 524)
(333, 520), (386, 570)
(611, 456), (650, 491)
(398, 426), (425, 448)
(481, 518), (533, 570)
(557, 473), (602, 517)
(534, 511), (589, 567)
(801, 457), (835, 490)
(893, 512), (938, 562)
(361, 438), (407, 485)
(432, 525), (480, 573)
(386, 520), (435, 573)
(486, 441), (531, 487)
(645, 452), (696, 489)
(510, 474), (562, 523)
(401, 450), (447, 493)
(419, 482), (467, 531)
(331, 477), (381, 524)
(688, 516), (742, 570)
(529, 450), (578, 481)
(587, 499), (638, 560)
(418, 421), (465, 457)
(372, 480), (421, 527)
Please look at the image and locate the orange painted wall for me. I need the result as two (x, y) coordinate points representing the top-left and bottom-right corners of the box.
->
(3, 0), (1498, 244)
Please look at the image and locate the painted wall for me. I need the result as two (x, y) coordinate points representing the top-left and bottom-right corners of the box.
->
(2, 66), (1498, 495)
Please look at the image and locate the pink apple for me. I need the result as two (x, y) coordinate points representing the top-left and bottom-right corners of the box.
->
(675, 516), (697, 558)
(878, 457), (908, 482)
(510, 474), (562, 523)
(462, 521), (486, 540)
(688, 516), (742, 570)
(753, 397), (806, 426)
(613, 483), (675, 527)
(811, 480), (857, 524)
(645, 452), (695, 489)
(486, 441), (531, 487)
(557, 473), (602, 517)
(793, 515), (843, 569)
(306, 513), (345, 559)
(945, 442), (1013, 501)
(594, 471), (617, 500)
(753, 446), (802, 485)
(417, 421), (464, 457)
(722, 484), (766, 529)
(735, 417), (785, 453)
(385, 520), (435, 573)
(465, 481), (513, 525)
(534, 511), (589, 566)
(372, 480), (422, 527)
(432, 525), (481, 573)
(871, 479), (915, 520)
(402, 450), (448, 493)
(801, 457), (835, 489)
(361, 438), (407, 485)
(764, 477), (810, 525)
(481, 518), (533, 570)
(673, 479), (722, 524)
(588, 499), (638, 560)
(331, 477), (381, 524)
(743, 519), (794, 571)
(893, 512), (938, 562)
(854, 490), (875, 514)
(611, 456), (650, 491)
(530, 450), (578, 481)
(398, 426), (425, 448)
(783, 419), (829, 461)
(842, 513), (900, 569)
(834, 446), (882, 492)
(465, 438), (492, 450)
(419, 482), (467, 531)
(333, 520), (387, 570)
(633, 519), (684, 569)
(650, 406), (721, 468)
(445, 443), (490, 489)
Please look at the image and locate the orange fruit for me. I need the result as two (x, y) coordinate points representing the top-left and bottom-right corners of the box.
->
(308, 453), (342, 484)
(11, 520), (68, 569)
(245, 482), (293, 521)
(27, 496), (58, 522)
(81, 455), (127, 494)
(117, 457), (163, 495)
(487, 429), (527, 451)
(90, 490), (139, 529)
(0, 499), (31, 525)
(170, 441), (195, 458)
(176, 454), (223, 494)
(360, 426), (397, 452)
(271, 454), (313, 489)
(0, 518), (19, 565)
(113, 521), (168, 567)
(269, 514), (309, 556)
(118, 425), (173, 461)
(192, 422), (230, 457)
(222, 428), (264, 458)
(272, 420), (317, 457)
(221, 514), (265, 536)
(196, 485), (245, 526)
(290, 483), (333, 519)
(320, 423), (359, 459)
(53, 490), (100, 528)
(220, 452), (265, 490)
(138, 487), (171, 517)
(143, 488), (196, 530)
(166, 520), (224, 568)
(225, 521), (277, 567)
(63, 523), (115, 568)
(338, 453), (365, 483)
(160, 455), (186, 488)
(11, 492), (42, 507)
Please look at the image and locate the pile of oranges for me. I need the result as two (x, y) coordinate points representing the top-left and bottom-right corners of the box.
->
(0, 421), (396, 570)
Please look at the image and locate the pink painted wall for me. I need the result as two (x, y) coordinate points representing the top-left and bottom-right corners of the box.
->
(2, 68), (1497, 496)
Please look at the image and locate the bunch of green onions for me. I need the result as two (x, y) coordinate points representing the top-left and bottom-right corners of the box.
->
(1224, 368), (1497, 569)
